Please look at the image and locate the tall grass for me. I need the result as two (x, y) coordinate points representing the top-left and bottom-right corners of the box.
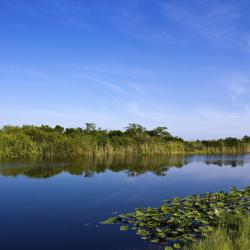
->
(186, 215), (250, 250)
(0, 125), (250, 158)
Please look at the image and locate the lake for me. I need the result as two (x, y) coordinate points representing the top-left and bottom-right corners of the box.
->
(0, 154), (249, 250)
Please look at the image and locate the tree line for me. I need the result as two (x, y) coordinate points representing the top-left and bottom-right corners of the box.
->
(0, 123), (249, 158)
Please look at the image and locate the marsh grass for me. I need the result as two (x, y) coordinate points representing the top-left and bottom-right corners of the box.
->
(185, 215), (250, 250)
(0, 125), (250, 158)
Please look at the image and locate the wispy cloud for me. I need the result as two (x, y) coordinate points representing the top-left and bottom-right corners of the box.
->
(0, 65), (49, 79)
(6, 0), (250, 50)
(83, 75), (127, 95)
(229, 81), (249, 108)
(5, 0), (93, 30)
(161, 0), (250, 50)
(75, 65), (153, 79)
(221, 72), (250, 111)
(72, 64), (161, 96)
(127, 103), (145, 117)
(102, 1), (187, 46)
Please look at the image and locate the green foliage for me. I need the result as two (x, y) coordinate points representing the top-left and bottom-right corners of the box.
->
(124, 123), (146, 136)
(186, 137), (250, 155)
(147, 126), (171, 138)
(185, 215), (250, 250)
(0, 124), (250, 158)
(101, 186), (250, 249)
(0, 124), (184, 158)
(84, 122), (96, 133)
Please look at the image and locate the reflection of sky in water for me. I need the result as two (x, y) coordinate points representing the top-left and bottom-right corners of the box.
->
(0, 154), (249, 250)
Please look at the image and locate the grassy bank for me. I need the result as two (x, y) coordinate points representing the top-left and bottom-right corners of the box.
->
(0, 124), (250, 158)
(186, 215), (250, 250)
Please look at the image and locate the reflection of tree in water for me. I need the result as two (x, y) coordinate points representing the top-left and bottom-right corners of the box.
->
(204, 155), (245, 167)
(205, 160), (244, 167)
(184, 155), (247, 168)
(0, 154), (247, 179)
(0, 155), (185, 179)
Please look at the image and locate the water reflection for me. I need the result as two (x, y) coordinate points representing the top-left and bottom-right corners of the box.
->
(0, 154), (248, 179)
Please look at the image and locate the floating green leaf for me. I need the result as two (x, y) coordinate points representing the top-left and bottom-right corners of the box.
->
(100, 217), (117, 224)
(120, 225), (129, 231)
(173, 242), (182, 249)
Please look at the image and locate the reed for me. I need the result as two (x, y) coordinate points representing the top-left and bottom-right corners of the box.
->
(0, 124), (249, 158)
(185, 215), (250, 250)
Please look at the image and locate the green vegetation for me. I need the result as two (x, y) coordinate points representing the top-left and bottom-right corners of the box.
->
(185, 215), (250, 250)
(101, 186), (250, 249)
(185, 136), (250, 154)
(0, 124), (250, 158)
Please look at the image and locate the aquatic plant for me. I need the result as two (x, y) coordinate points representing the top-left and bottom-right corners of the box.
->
(101, 186), (250, 249)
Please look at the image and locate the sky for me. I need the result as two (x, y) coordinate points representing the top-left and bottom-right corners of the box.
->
(1, 0), (250, 140)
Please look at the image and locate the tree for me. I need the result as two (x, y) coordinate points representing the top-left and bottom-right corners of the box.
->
(108, 130), (124, 137)
(148, 126), (172, 138)
(64, 128), (82, 136)
(224, 137), (239, 146)
(242, 135), (250, 143)
(41, 125), (53, 132)
(84, 123), (96, 133)
(54, 125), (64, 134)
(125, 123), (146, 135)
(154, 127), (170, 137)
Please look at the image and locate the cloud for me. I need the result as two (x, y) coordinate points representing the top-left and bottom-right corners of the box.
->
(220, 72), (250, 111)
(229, 80), (249, 109)
(4, 0), (250, 52)
(94, 0), (250, 50)
(0, 65), (49, 79)
(7, 0), (250, 50)
(127, 103), (145, 117)
(72, 64), (161, 97)
(71, 70), (129, 95)
(161, 0), (250, 50)
(75, 64), (155, 80)
(4, 0), (93, 30)
(82, 75), (128, 95)
(102, 0), (187, 46)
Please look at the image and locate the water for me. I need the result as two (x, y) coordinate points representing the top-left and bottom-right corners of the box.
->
(0, 154), (249, 250)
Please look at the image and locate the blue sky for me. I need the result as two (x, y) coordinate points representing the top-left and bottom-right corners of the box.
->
(1, 0), (250, 139)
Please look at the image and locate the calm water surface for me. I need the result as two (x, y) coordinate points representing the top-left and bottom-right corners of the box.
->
(0, 154), (249, 250)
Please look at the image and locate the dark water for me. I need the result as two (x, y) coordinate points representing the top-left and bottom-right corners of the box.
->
(0, 154), (249, 250)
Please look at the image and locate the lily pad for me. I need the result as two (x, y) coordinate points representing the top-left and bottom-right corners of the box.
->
(120, 225), (129, 231)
